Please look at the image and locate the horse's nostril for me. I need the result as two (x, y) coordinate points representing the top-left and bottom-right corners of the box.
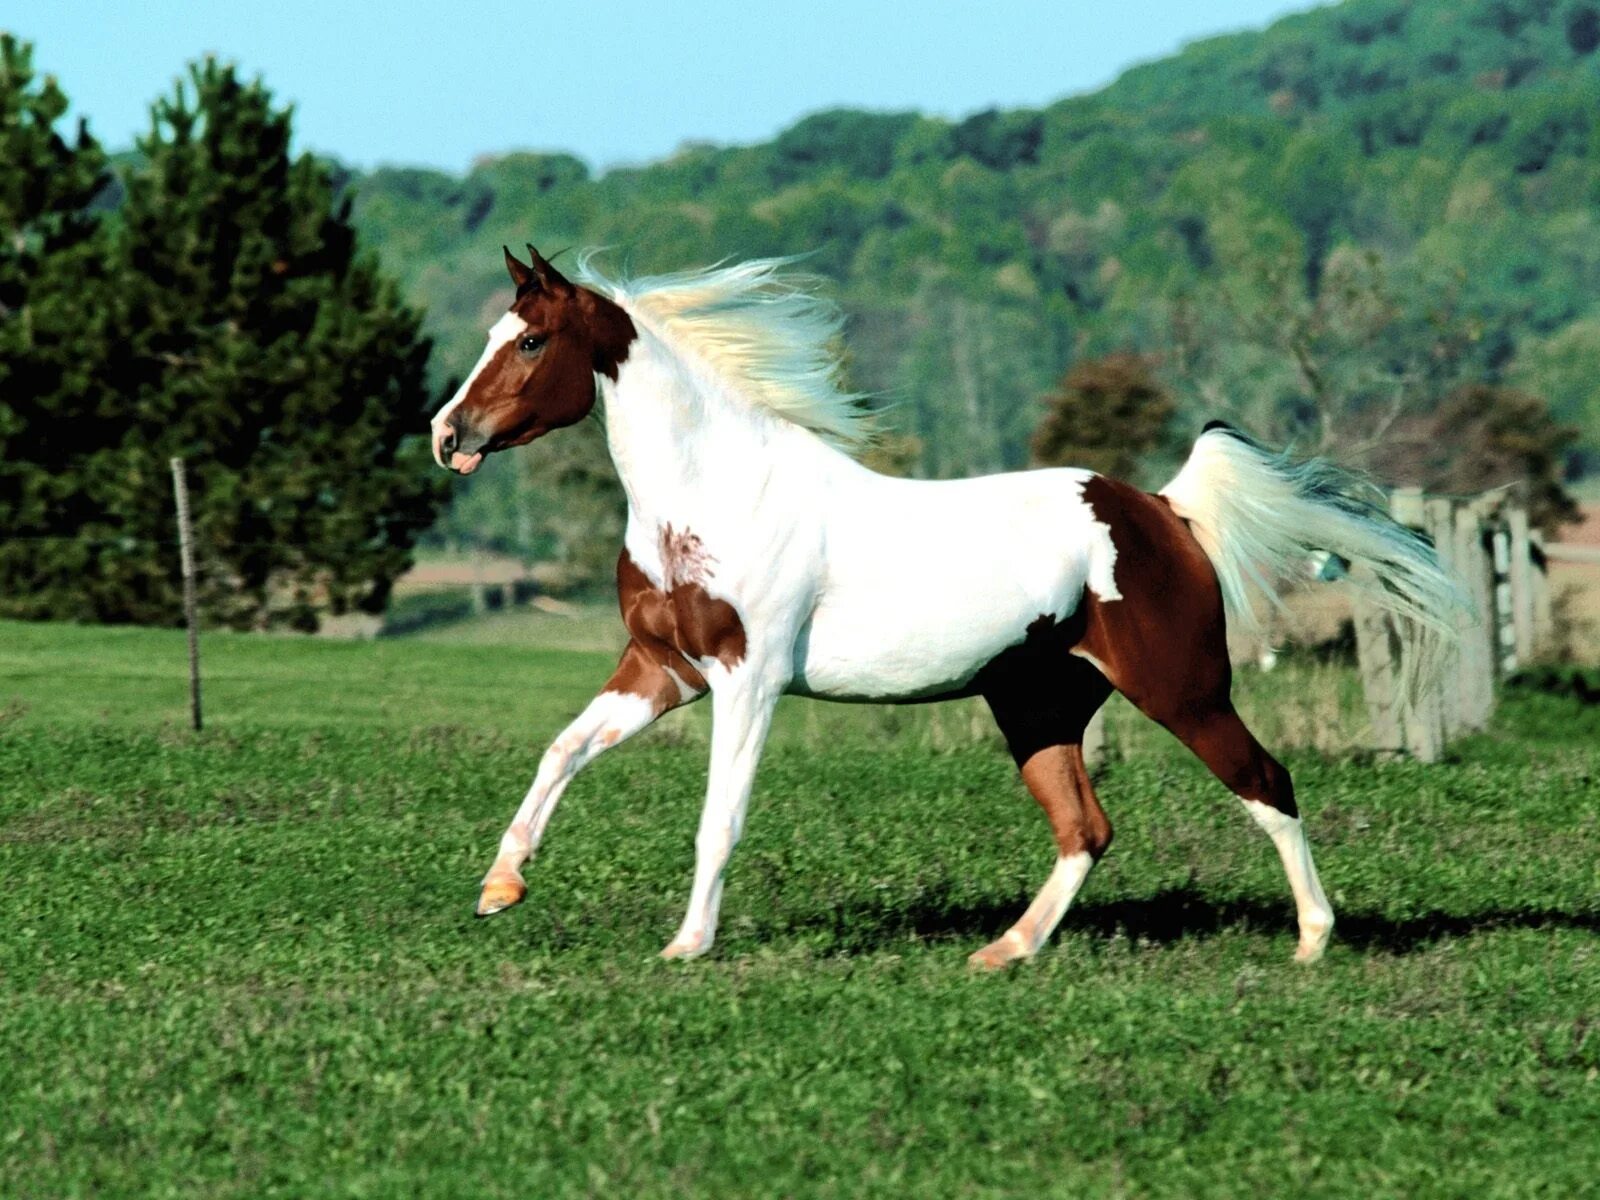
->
(439, 426), (458, 456)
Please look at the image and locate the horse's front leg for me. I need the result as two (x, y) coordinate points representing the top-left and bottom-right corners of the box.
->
(660, 663), (784, 959)
(477, 640), (702, 916)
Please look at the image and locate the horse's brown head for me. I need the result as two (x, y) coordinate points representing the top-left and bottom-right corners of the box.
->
(431, 245), (636, 474)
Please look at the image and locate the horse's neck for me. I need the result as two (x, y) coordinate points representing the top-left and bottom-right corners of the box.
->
(599, 329), (848, 532)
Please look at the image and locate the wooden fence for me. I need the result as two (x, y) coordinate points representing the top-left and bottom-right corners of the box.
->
(1354, 487), (1562, 762)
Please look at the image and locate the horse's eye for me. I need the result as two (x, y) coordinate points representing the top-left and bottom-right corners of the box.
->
(518, 334), (547, 356)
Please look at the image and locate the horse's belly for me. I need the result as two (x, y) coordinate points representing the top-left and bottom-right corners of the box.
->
(779, 466), (1121, 702)
(789, 562), (1089, 702)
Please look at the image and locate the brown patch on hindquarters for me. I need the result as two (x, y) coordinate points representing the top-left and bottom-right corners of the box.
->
(616, 546), (747, 705)
(1068, 475), (1227, 705)
(1070, 475), (1299, 819)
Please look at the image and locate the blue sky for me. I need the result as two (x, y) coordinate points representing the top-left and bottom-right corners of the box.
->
(15, 1), (1320, 173)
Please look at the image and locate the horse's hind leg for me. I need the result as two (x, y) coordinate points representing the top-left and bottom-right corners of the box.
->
(1085, 629), (1335, 961)
(971, 659), (1113, 970)
(1072, 476), (1335, 962)
(1173, 708), (1334, 962)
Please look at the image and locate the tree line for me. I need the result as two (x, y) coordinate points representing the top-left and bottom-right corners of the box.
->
(5, 0), (1591, 623)
(351, 0), (1591, 577)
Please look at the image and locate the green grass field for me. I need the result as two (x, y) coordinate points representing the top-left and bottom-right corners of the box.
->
(2, 617), (1598, 1198)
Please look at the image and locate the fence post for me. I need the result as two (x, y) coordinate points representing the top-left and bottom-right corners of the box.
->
(1453, 501), (1495, 731)
(1426, 497), (1463, 740)
(1492, 524), (1516, 673)
(1506, 505), (1536, 666)
(1354, 582), (1403, 759)
(169, 457), (202, 733)
(1388, 488), (1441, 761)
(1529, 530), (1552, 656)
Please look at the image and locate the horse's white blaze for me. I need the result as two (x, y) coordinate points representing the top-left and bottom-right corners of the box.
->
(430, 311), (527, 464)
(1242, 799), (1334, 958)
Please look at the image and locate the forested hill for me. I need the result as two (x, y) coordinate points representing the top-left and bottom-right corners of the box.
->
(349, 0), (1600, 492)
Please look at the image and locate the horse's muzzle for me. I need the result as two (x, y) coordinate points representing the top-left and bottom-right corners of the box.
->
(432, 419), (486, 475)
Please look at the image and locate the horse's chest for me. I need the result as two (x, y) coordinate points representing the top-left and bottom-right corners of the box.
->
(617, 527), (748, 670)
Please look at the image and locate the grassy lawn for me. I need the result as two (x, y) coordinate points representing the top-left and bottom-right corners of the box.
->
(1, 618), (1597, 1197)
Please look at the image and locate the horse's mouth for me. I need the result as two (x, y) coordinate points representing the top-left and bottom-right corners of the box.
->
(449, 450), (484, 475)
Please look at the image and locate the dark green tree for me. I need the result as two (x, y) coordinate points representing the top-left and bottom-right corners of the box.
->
(1031, 352), (1175, 483)
(111, 59), (447, 628)
(1373, 383), (1579, 534)
(0, 36), (129, 621)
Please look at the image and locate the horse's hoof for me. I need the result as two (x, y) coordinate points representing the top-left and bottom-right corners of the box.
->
(967, 937), (1027, 971)
(475, 874), (527, 917)
(1294, 920), (1333, 963)
(659, 935), (711, 960)
(1294, 940), (1328, 964)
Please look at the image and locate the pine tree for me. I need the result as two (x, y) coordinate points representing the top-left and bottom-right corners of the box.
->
(111, 59), (448, 628)
(0, 36), (129, 621)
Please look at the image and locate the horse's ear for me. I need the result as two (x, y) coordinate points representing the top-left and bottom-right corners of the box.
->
(503, 245), (535, 289)
(526, 243), (573, 294)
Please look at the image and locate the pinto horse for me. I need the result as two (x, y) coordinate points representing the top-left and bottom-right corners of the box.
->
(430, 246), (1462, 968)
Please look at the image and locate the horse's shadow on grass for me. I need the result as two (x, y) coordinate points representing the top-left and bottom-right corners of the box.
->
(787, 884), (1600, 956)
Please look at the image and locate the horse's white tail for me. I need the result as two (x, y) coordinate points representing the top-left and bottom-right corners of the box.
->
(1159, 422), (1467, 710)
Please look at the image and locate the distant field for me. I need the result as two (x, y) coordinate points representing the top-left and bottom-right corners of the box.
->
(1550, 502), (1600, 662)
(2, 618), (1598, 1197)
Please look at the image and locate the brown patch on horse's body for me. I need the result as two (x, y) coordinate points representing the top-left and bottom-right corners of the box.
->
(606, 637), (701, 716)
(611, 545), (747, 713)
(1069, 475), (1230, 705)
(582, 291), (636, 382)
(977, 473), (1295, 859)
(1059, 475), (1298, 820)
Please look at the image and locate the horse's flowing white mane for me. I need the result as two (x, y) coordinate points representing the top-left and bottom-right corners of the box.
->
(575, 254), (873, 451)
